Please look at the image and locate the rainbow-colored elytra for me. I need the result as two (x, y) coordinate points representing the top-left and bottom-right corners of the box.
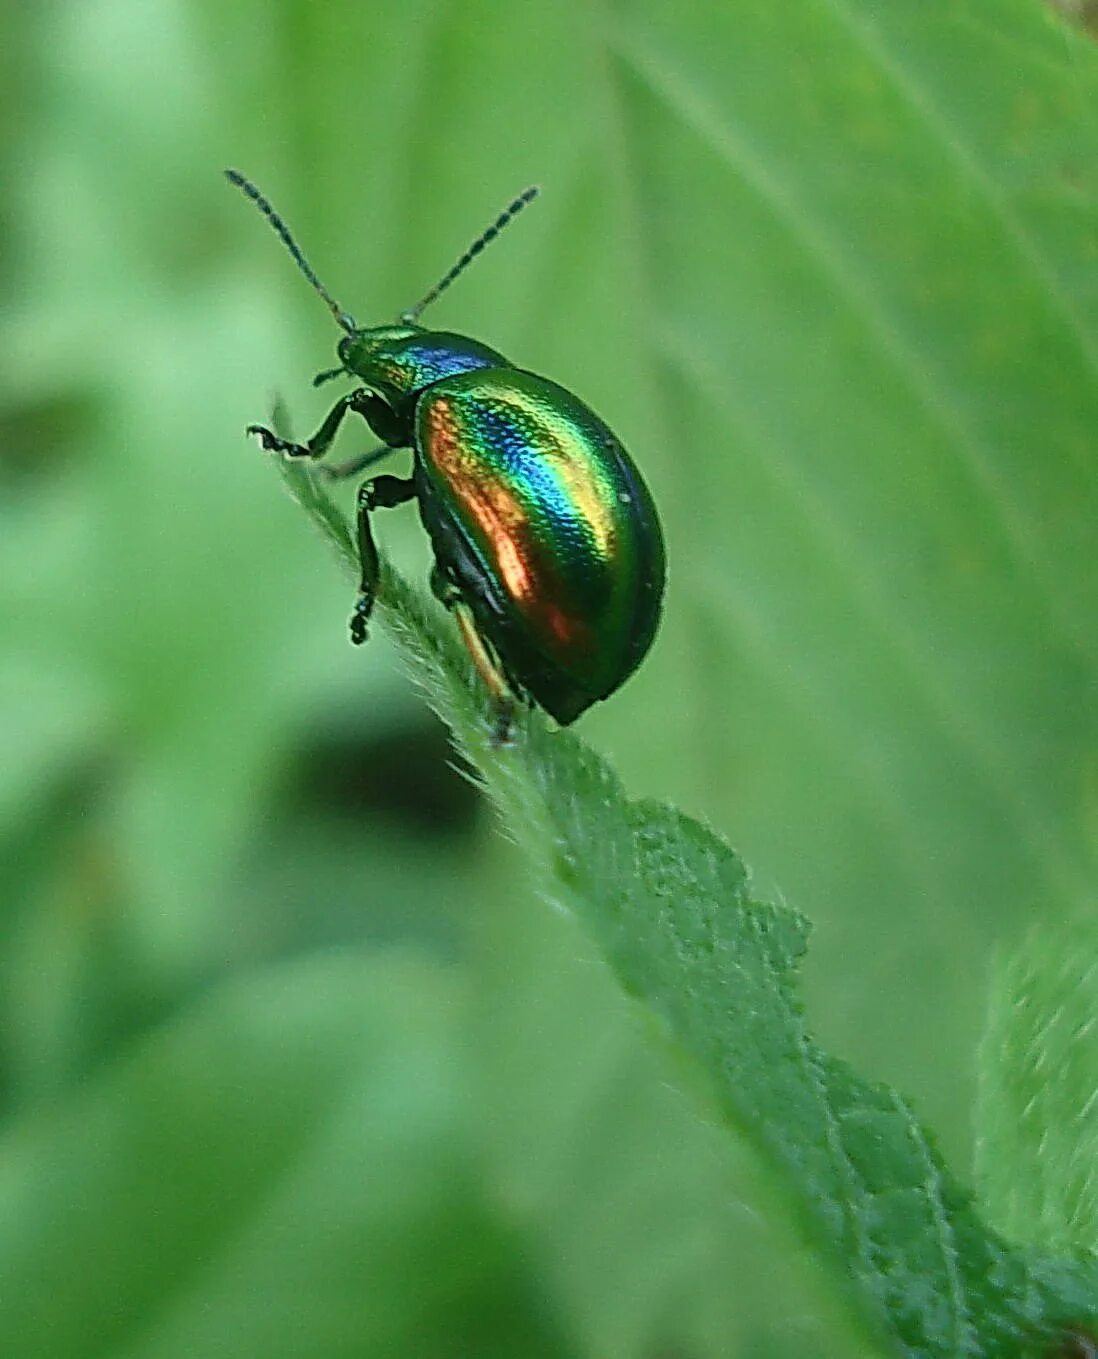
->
(415, 368), (663, 722)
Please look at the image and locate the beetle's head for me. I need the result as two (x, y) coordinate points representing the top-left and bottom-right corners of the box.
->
(337, 325), (422, 374)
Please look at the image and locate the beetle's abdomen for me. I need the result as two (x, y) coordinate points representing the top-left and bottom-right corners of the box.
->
(416, 368), (664, 720)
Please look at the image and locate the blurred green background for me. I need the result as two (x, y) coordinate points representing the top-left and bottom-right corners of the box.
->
(4, 1), (1098, 1354)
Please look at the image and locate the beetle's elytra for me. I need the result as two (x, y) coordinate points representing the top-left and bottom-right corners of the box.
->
(227, 169), (665, 741)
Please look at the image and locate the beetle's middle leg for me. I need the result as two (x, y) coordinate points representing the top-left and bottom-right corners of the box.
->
(430, 565), (516, 746)
(320, 445), (399, 481)
(349, 474), (416, 645)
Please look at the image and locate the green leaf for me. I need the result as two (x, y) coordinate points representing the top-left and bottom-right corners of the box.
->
(279, 456), (1098, 1356)
(0, 952), (573, 1359)
(470, 850), (888, 1358)
(977, 923), (1098, 1257)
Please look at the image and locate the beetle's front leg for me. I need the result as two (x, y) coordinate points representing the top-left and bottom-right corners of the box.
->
(248, 389), (407, 461)
(349, 474), (417, 644)
(248, 390), (362, 460)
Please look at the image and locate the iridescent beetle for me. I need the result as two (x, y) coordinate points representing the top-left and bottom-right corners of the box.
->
(227, 170), (665, 740)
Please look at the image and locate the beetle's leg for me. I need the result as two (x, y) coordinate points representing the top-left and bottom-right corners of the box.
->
(248, 391), (362, 460)
(429, 565), (516, 746)
(349, 391), (409, 447)
(248, 389), (407, 460)
(349, 475), (417, 645)
(319, 444), (400, 482)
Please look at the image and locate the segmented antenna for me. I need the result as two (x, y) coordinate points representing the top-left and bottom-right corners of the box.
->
(400, 186), (539, 325)
(225, 169), (357, 333)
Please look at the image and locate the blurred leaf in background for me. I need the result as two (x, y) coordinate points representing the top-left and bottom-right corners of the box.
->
(2, 0), (1098, 1355)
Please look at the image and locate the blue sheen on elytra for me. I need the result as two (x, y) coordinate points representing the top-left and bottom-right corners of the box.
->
(469, 404), (595, 525)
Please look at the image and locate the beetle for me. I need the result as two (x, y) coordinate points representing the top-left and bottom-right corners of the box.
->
(226, 169), (665, 741)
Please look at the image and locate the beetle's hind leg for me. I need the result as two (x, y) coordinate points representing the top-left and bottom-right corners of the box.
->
(349, 474), (416, 644)
(430, 565), (517, 746)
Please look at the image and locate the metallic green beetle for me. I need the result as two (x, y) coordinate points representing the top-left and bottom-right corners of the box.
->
(227, 170), (665, 740)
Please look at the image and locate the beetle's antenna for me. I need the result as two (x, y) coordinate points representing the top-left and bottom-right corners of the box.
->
(400, 186), (539, 325)
(225, 169), (357, 333)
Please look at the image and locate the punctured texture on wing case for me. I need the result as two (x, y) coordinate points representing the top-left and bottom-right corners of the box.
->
(415, 368), (665, 722)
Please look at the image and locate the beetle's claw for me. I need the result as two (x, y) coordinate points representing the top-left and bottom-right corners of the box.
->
(246, 423), (276, 447)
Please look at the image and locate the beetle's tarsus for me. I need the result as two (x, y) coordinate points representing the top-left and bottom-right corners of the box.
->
(246, 424), (310, 458)
(349, 597), (372, 645)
